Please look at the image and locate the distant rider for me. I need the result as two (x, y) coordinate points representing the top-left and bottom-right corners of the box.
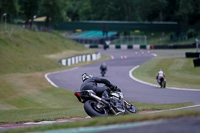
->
(80, 73), (118, 97)
(100, 62), (107, 76)
(156, 69), (165, 83)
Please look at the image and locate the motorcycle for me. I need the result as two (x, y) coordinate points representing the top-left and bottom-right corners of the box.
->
(157, 77), (166, 88)
(74, 87), (138, 117)
(101, 69), (106, 77)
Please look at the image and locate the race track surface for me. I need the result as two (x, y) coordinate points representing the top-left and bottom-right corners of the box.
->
(47, 49), (200, 104)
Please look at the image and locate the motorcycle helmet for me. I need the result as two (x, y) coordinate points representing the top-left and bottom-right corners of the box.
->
(82, 73), (93, 82)
(158, 69), (163, 73)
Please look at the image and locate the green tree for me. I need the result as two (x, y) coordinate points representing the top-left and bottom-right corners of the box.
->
(132, 0), (153, 21)
(78, 0), (91, 20)
(39, 0), (67, 27)
(79, 0), (168, 21)
(88, 0), (134, 21)
(65, 0), (83, 21)
(186, 0), (200, 25)
(176, 0), (194, 24)
(165, 0), (179, 21)
(19, 0), (40, 28)
(151, 0), (168, 21)
(131, 0), (168, 21)
(0, 0), (19, 22)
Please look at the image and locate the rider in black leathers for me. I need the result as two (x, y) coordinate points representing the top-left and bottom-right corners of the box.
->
(80, 73), (117, 97)
(100, 62), (107, 72)
(100, 62), (107, 76)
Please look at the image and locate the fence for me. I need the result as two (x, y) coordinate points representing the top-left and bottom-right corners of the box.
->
(71, 35), (147, 46)
(110, 35), (147, 45)
(59, 52), (101, 66)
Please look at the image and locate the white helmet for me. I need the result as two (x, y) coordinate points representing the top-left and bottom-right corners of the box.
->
(82, 73), (93, 82)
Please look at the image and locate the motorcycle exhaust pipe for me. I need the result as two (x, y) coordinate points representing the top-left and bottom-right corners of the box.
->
(90, 93), (110, 105)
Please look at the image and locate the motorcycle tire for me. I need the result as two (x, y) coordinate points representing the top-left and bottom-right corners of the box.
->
(101, 71), (105, 77)
(159, 82), (163, 88)
(84, 100), (108, 117)
(124, 102), (138, 113)
(163, 81), (166, 88)
(160, 81), (166, 88)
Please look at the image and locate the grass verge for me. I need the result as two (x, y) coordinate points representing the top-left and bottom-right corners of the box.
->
(0, 24), (96, 74)
(0, 24), (96, 124)
(132, 50), (200, 89)
(1, 110), (200, 133)
(0, 25), (199, 132)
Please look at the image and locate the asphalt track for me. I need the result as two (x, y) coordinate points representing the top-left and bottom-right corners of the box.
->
(47, 49), (200, 104)
(34, 116), (200, 133)
(94, 116), (200, 133)
(36, 49), (200, 133)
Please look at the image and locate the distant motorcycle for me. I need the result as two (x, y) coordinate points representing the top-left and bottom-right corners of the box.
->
(74, 87), (137, 117)
(100, 63), (107, 77)
(103, 44), (108, 50)
(157, 77), (166, 88)
(101, 69), (106, 77)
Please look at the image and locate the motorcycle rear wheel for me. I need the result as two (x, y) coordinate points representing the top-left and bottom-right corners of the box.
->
(84, 100), (108, 117)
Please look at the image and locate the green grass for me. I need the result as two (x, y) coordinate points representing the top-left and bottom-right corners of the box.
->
(127, 31), (200, 45)
(0, 24), (199, 132)
(132, 50), (200, 89)
(129, 101), (194, 111)
(0, 24), (95, 74)
(2, 110), (200, 133)
(0, 57), (111, 124)
(0, 24), (95, 124)
(0, 87), (87, 124)
(146, 32), (200, 45)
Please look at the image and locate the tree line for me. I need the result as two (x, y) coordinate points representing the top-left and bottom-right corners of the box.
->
(0, 0), (200, 29)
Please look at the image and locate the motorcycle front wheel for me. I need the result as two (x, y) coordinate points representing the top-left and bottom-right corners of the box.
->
(101, 71), (105, 77)
(84, 100), (108, 117)
(124, 101), (138, 113)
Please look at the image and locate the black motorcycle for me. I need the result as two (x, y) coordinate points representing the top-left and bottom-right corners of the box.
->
(157, 77), (166, 88)
(74, 88), (138, 117)
(101, 69), (106, 77)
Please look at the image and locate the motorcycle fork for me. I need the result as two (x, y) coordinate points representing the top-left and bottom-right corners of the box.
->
(109, 100), (127, 115)
(124, 100), (128, 104)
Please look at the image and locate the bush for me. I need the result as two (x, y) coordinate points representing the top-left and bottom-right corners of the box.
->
(187, 29), (197, 38)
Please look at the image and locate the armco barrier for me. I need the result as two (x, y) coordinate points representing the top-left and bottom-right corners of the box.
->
(85, 43), (195, 50)
(85, 44), (150, 49)
(185, 52), (200, 58)
(59, 52), (101, 66)
(193, 58), (200, 67)
(153, 43), (195, 49)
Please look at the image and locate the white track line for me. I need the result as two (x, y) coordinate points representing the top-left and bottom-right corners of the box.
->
(129, 65), (200, 91)
(45, 67), (79, 88)
(152, 53), (157, 57)
(45, 73), (58, 88)
(145, 104), (200, 114)
(129, 65), (159, 87)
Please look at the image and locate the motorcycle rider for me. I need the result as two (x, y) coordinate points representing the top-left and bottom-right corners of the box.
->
(100, 62), (107, 76)
(156, 69), (166, 85)
(80, 73), (118, 97)
(76, 73), (137, 116)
